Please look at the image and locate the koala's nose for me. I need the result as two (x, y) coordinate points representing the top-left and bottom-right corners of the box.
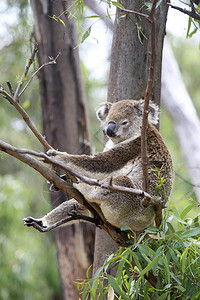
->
(106, 122), (116, 137)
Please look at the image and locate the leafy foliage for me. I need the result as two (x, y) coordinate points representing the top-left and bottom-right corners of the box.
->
(78, 202), (200, 299)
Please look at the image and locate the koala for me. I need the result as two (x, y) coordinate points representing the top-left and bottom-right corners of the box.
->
(24, 99), (174, 232)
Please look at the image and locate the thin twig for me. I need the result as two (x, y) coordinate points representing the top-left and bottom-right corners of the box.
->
(141, 0), (157, 193)
(0, 87), (53, 150)
(6, 81), (15, 96)
(184, 272), (200, 288)
(18, 52), (61, 98)
(14, 42), (38, 102)
(168, 3), (200, 21)
(140, 0), (164, 228)
(117, 7), (149, 19)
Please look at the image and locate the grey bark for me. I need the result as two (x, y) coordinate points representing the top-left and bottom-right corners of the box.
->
(162, 38), (200, 202)
(93, 0), (169, 277)
(31, 1), (95, 299)
(107, 0), (168, 106)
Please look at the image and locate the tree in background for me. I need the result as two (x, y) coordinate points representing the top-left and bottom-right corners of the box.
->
(30, 1), (95, 298)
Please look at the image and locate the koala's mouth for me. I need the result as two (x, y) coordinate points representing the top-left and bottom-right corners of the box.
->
(110, 134), (121, 142)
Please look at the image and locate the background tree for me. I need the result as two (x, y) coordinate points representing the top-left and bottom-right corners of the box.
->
(30, 0), (95, 298)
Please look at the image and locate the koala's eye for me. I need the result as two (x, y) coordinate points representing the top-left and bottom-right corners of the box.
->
(121, 120), (129, 126)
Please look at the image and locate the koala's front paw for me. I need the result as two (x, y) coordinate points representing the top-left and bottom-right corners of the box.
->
(23, 217), (47, 232)
(47, 149), (61, 157)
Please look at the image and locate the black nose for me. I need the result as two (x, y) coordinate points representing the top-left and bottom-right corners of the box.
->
(106, 122), (116, 137)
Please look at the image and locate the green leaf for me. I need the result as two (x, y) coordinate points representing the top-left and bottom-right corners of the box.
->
(120, 225), (132, 232)
(157, 292), (168, 300)
(169, 202), (180, 218)
(98, 281), (104, 300)
(161, 255), (170, 284)
(145, 226), (159, 234)
(117, 259), (125, 285)
(139, 254), (161, 277)
(180, 203), (196, 219)
(166, 222), (175, 233)
(138, 244), (155, 259)
(129, 251), (142, 272)
(81, 26), (92, 43)
(174, 285), (186, 292)
(124, 261), (131, 277)
(58, 17), (66, 27)
(181, 227), (200, 238)
(144, 281), (151, 299)
(84, 15), (99, 19)
(107, 274), (130, 300)
(180, 248), (188, 274)
(186, 17), (192, 38)
(111, 1), (125, 9)
(91, 278), (99, 298)
(171, 215), (187, 225)
(82, 281), (90, 299)
(93, 265), (104, 279)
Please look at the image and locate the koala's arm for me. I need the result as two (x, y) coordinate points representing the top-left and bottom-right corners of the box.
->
(47, 137), (141, 177)
(23, 199), (94, 232)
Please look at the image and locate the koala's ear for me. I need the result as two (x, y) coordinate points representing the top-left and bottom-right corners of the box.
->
(95, 102), (112, 122)
(136, 99), (159, 125)
(148, 101), (159, 125)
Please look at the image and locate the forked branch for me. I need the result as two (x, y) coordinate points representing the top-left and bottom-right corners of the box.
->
(14, 42), (38, 102)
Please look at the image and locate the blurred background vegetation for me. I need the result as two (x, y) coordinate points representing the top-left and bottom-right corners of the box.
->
(0, 0), (200, 299)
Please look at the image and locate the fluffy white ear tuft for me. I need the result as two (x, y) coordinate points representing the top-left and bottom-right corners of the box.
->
(137, 99), (159, 125)
(148, 101), (159, 125)
(95, 102), (112, 123)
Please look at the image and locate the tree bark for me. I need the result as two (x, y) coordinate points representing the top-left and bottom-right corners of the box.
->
(31, 1), (95, 299)
(107, 0), (168, 106)
(162, 38), (200, 202)
(93, 0), (169, 277)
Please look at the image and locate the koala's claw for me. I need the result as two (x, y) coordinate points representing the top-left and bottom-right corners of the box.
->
(23, 217), (46, 231)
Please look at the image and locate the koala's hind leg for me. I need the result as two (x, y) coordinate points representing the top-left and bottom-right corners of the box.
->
(23, 199), (94, 232)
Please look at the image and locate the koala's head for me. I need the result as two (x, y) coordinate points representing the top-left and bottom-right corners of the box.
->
(96, 99), (159, 144)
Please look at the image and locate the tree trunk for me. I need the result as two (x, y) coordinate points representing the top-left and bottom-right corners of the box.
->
(31, 1), (95, 299)
(107, 0), (168, 105)
(93, 0), (169, 276)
